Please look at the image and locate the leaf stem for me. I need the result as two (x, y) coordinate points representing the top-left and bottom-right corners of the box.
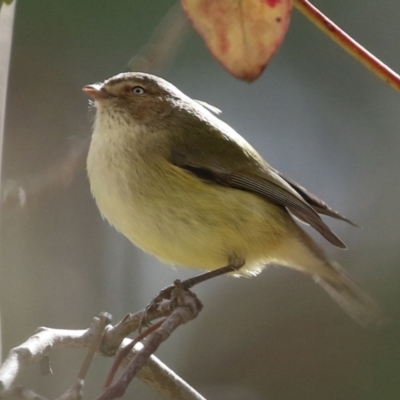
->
(294, 0), (400, 92)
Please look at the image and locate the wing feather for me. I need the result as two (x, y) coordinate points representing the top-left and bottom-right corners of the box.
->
(276, 171), (357, 226)
(168, 105), (350, 250)
(177, 162), (347, 249)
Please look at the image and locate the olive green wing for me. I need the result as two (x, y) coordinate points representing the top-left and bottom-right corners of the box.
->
(179, 162), (347, 248)
(169, 103), (350, 249)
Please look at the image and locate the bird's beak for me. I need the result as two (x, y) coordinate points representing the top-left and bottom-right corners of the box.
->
(82, 84), (109, 100)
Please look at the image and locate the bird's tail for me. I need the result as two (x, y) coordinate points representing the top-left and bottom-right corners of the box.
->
(313, 262), (386, 328)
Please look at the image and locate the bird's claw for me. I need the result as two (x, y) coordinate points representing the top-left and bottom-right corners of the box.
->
(139, 283), (177, 333)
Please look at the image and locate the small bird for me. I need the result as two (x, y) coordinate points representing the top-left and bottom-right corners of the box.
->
(84, 72), (381, 326)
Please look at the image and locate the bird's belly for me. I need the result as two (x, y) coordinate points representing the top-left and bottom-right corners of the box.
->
(89, 157), (290, 273)
(126, 197), (287, 273)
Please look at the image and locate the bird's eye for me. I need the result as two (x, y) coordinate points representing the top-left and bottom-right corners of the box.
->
(132, 86), (146, 95)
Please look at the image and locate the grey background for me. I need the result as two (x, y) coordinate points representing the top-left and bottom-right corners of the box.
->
(1, 0), (400, 399)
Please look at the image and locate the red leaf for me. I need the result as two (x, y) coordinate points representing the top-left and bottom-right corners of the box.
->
(182, 0), (292, 81)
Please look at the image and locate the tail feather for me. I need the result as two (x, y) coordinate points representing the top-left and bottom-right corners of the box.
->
(313, 262), (387, 328)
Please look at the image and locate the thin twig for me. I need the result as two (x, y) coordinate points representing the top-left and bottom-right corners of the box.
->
(77, 312), (111, 380)
(57, 379), (84, 400)
(0, 303), (205, 400)
(97, 289), (203, 400)
(103, 319), (165, 389)
(294, 0), (400, 92)
(102, 298), (173, 356)
(0, 386), (49, 400)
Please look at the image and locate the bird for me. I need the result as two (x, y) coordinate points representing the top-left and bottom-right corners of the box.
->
(84, 72), (382, 326)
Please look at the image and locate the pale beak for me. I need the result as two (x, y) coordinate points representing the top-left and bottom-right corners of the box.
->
(82, 84), (109, 100)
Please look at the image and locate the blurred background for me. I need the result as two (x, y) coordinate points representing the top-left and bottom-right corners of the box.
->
(1, 0), (400, 399)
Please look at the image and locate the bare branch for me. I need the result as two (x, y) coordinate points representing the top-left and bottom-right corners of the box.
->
(102, 298), (173, 356)
(104, 319), (166, 389)
(78, 312), (112, 381)
(1, 386), (49, 400)
(57, 379), (84, 400)
(136, 353), (207, 400)
(0, 299), (205, 400)
(0, 326), (91, 392)
(97, 288), (203, 400)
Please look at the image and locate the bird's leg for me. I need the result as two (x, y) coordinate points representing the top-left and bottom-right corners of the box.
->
(179, 260), (245, 289)
(140, 259), (244, 330)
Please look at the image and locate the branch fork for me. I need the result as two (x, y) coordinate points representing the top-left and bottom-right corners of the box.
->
(0, 288), (205, 400)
